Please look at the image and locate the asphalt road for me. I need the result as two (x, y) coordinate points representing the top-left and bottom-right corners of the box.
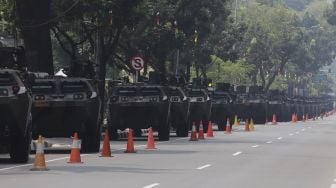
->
(1, 115), (336, 188)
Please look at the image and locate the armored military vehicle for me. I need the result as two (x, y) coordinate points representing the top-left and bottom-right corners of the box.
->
(184, 78), (211, 132)
(210, 83), (235, 130)
(0, 47), (33, 163)
(163, 86), (189, 137)
(107, 82), (171, 140)
(31, 75), (101, 153)
(233, 85), (267, 124)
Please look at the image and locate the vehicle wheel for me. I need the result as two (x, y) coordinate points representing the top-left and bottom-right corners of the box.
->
(176, 123), (188, 137)
(158, 120), (170, 141)
(81, 121), (101, 153)
(10, 120), (32, 163)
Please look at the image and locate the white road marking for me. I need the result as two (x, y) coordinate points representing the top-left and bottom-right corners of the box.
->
(277, 137), (283, 140)
(251, 145), (259, 148)
(233, 152), (242, 156)
(289, 133), (294, 136)
(143, 183), (160, 188)
(266, 141), (273, 144)
(0, 154), (90, 171)
(333, 178), (336, 182)
(0, 137), (187, 172)
(197, 164), (211, 170)
(330, 184), (336, 188)
(301, 129), (305, 131)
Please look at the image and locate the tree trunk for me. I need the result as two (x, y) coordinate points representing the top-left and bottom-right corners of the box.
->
(264, 58), (287, 92)
(259, 65), (266, 89)
(16, 0), (54, 74)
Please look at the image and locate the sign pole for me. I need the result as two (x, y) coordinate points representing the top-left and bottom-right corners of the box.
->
(135, 71), (139, 83)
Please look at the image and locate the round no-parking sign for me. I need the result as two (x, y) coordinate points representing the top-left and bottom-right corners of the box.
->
(131, 56), (144, 71)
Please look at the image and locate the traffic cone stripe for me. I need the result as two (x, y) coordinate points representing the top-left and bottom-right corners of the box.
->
(71, 140), (81, 149)
(68, 132), (83, 163)
(36, 143), (44, 154)
(31, 135), (49, 171)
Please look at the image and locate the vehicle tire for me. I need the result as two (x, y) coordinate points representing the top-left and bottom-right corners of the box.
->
(10, 119), (32, 163)
(176, 123), (188, 137)
(81, 121), (101, 153)
(158, 120), (170, 141)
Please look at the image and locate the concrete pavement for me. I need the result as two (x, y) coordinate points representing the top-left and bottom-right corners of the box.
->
(1, 116), (336, 188)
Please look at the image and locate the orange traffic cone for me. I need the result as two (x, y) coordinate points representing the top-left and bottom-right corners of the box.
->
(146, 127), (156, 150)
(234, 115), (239, 127)
(125, 129), (136, 153)
(272, 114), (277, 125)
(100, 129), (112, 157)
(31, 135), (49, 171)
(225, 118), (231, 134)
(68, 132), (83, 163)
(245, 119), (250, 132)
(198, 121), (205, 140)
(190, 122), (198, 141)
(206, 121), (214, 137)
(291, 113), (295, 123)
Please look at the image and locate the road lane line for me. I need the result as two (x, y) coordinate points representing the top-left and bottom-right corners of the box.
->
(233, 152), (242, 156)
(197, 164), (211, 170)
(0, 137), (189, 172)
(266, 141), (273, 144)
(289, 133), (294, 136)
(0, 154), (91, 171)
(143, 183), (160, 188)
(251, 145), (259, 148)
(277, 137), (283, 140)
